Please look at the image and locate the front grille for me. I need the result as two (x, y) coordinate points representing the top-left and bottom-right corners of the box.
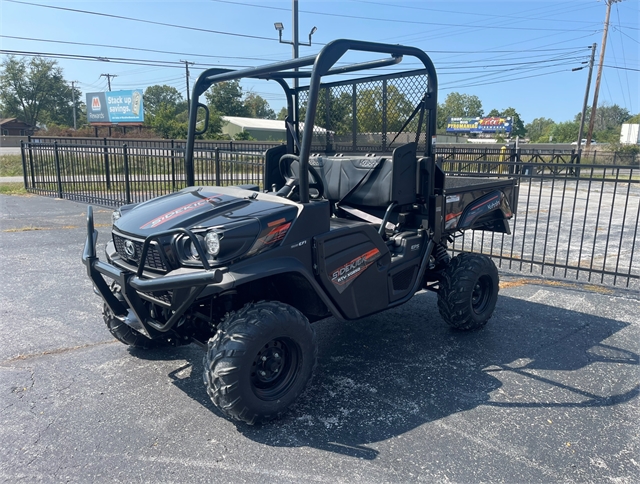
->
(113, 233), (168, 272)
(140, 290), (173, 306)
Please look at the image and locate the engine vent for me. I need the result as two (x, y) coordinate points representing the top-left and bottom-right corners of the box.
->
(392, 267), (415, 292)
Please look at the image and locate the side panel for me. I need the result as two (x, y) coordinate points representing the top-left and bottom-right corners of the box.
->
(314, 224), (390, 320)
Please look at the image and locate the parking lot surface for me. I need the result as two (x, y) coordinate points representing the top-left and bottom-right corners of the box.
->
(1, 194), (638, 483)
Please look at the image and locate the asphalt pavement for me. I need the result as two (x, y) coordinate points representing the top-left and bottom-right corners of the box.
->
(0, 194), (638, 483)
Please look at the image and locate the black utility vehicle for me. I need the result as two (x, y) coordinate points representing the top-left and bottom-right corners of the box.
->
(83, 40), (518, 424)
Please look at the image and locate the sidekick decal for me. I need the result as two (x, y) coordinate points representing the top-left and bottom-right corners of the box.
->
(140, 195), (222, 230)
(330, 248), (381, 294)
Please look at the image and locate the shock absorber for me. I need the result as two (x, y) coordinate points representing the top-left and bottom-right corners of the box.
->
(433, 243), (450, 268)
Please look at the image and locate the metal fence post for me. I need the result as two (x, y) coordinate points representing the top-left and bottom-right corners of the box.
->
(53, 141), (63, 198)
(20, 140), (28, 189)
(171, 139), (176, 190)
(27, 135), (35, 186)
(215, 147), (221, 186)
(103, 137), (111, 189)
(123, 144), (131, 204)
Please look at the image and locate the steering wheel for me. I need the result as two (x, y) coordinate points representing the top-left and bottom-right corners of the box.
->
(277, 154), (325, 200)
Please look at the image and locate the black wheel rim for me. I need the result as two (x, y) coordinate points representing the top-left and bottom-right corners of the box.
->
(250, 337), (300, 401)
(471, 275), (492, 314)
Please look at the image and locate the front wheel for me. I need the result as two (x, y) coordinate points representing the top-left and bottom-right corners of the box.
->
(203, 301), (317, 425)
(437, 253), (499, 330)
(103, 282), (163, 349)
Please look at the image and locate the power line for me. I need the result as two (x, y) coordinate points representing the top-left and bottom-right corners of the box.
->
(440, 68), (572, 91)
(6, 0), (283, 42)
(352, 0), (608, 25)
(603, 65), (640, 72)
(210, 0), (600, 32)
(0, 35), (287, 63)
(0, 49), (254, 70)
(615, 4), (634, 112)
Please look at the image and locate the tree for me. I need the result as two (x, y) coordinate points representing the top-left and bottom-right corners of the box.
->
(144, 85), (185, 118)
(525, 117), (556, 142)
(276, 107), (288, 120)
(355, 85), (413, 133)
(487, 107), (526, 138)
(437, 92), (483, 130)
(204, 80), (247, 117)
(0, 56), (81, 127)
(549, 120), (579, 143)
(147, 103), (188, 139)
(577, 104), (632, 144)
(243, 93), (276, 119)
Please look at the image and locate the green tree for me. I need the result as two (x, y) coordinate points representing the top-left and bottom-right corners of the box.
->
(577, 104), (633, 144)
(487, 107), (526, 137)
(276, 106), (288, 120)
(204, 80), (247, 117)
(437, 92), (483, 130)
(356, 85), (413, 133)
(525, 117), (556, 142)
(147, 104), (188, 139)
(0, 56), (81, 127)
(549, 120), (579, 143)
(243, 93), (275, 119)
(144, 85), (185, 118)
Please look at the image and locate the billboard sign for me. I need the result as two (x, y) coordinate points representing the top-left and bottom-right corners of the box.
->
(86, 89), (144, 124)
(446, 116), (512, 134)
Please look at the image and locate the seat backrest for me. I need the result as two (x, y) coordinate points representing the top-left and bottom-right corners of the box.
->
(311, 142), (417, 208)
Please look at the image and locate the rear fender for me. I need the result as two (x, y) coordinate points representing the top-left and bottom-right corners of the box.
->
(456, 190), (513, 233)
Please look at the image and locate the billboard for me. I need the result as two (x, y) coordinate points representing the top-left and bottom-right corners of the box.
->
(86, 89), (144, 124)
(446, 116), (512, 134)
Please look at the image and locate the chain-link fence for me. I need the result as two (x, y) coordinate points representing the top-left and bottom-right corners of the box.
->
(299, 69), (430, 153)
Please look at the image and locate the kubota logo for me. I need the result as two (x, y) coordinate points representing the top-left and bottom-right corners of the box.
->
(91, 97), (101, 111)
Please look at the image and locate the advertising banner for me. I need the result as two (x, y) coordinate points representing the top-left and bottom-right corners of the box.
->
(446, 116), (512, 134)
(86, 90), (144, 124)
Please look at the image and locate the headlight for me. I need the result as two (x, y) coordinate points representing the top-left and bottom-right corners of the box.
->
(112, 209), (121, 224)
(204, 231), (221, 256)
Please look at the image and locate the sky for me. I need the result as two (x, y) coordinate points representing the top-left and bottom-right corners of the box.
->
(1, 0), (638, 126)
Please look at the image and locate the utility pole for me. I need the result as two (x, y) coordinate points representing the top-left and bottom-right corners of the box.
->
(574, 43), (597, 149)
(100, 73), (117, 91)
(180, 60), (195, 113)
(274, 0), (317, 150)
(586, 0), (623, 148)
(71, 81), (77, 130)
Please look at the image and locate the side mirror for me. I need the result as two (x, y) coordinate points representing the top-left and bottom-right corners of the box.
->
(194, 103), (210, 135)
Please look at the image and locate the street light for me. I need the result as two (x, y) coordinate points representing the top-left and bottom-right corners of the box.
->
(274, 22), (317, 46)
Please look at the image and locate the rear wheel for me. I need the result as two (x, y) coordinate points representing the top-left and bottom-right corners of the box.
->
(203, 301), (317, 425)
(437, 253), (499, 330)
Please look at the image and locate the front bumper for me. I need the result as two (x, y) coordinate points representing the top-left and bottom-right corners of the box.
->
(82, 206), (223, 336)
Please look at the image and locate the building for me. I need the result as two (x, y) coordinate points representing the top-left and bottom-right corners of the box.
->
(0, 118), (36, 136)
(221, 116), (329, 143)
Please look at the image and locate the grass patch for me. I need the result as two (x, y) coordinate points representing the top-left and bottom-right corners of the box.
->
(0, 183), (28, 195)
(0, 155), (24, 177)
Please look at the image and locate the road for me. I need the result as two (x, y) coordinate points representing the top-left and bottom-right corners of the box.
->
(0, 194), (638, 483)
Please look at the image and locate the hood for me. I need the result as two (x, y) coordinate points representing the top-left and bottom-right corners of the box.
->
(114, 186), (295, 237)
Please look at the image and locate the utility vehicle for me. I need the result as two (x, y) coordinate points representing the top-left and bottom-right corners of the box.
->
(83, 39), (518, 424)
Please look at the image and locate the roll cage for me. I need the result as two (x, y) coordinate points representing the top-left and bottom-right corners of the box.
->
(185, 39), (438, 203)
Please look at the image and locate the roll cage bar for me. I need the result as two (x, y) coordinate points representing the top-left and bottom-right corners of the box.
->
(185, 39), (438, 203)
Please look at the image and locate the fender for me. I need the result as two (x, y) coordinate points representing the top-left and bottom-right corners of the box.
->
(457, 190), (513, 233)
(200, 256), (348, 322)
